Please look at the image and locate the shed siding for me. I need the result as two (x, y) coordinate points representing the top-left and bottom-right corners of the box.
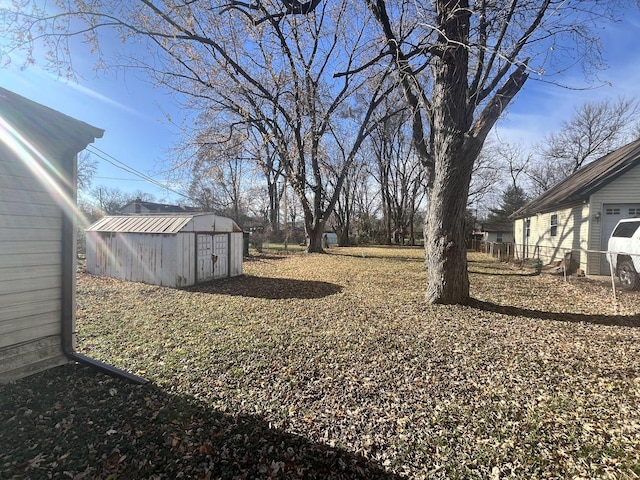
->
(514, 204), (590, 271)
(0, 151), (67, 382)
(190, 215), (236, 232)
(230, 232), (244, 277)
(176, 232), (195, 286)
(587, 163), (640, 274)
(87, 232), (181, 286)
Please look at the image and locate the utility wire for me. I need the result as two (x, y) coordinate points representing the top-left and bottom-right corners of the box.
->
(86, 145), (193, 201)
(94, 176), (147, 181)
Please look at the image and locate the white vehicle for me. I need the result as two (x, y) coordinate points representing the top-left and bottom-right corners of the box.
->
(607, 218), (640, 291)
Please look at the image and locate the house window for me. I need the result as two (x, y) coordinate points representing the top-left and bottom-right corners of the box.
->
(629, 208), (640, 216)
(605, 208), (621, 215)
(496, 232), (503, 242)
(550, 214), (558, 237)
(525, 219), (531, 238)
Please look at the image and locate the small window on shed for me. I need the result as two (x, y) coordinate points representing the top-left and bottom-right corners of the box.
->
(611, 221), (640, 238)
(496, 232), (503, 242)
(550, 214), (558, 237)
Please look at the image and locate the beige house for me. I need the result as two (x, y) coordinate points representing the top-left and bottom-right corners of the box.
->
(0, 88), (100, 381)
(511, 138), (640, 275)
(476, 223), (514, 243)
(0, 88), (145, 384)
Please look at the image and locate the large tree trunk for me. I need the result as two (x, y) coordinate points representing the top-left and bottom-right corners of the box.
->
(424, 0), (474, 304)
(304, 213), (326, 253)
(365, 0), (533, 304)
(306, 225), (325, 253)
(424, 147), (474, 304)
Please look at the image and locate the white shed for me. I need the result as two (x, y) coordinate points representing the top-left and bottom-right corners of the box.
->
(86, 213), (244, 287)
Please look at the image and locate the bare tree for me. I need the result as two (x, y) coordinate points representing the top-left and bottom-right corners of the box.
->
(348, 164), (381, 244)
(362, 0), (628, 303)
(246, 130), (285, 235)
(1, 0), (390, 253)
(77, 151), (98, 192)
(366, 93), (427, 245)
(467, 148), (502, 219)
(468, 139), (531, 217)
(2, 0), (630, 302)
(183, 127), (250, 222)
(91, 186), (136, 215)
(329, 158), (368, 246)
(527, 97), (639, 195)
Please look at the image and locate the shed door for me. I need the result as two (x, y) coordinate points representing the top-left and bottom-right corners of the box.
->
(197, 234), (214, 282)
(213, 234), (228, 278)
(600, 204), (640, 273)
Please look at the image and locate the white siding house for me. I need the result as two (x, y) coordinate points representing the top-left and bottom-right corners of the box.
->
(477, 223), (514, 243)
(86, 213), (244, 287)
(512, 138), (640, 275)
(0, 87), (104, 382)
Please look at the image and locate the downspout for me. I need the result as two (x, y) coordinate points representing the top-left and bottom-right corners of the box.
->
(61, 151), (147, 384)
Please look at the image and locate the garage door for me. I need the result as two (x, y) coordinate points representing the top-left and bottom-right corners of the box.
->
(600, 204), (640, 272)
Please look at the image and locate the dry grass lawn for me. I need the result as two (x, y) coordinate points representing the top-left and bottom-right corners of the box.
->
(1, 248), (640, 479)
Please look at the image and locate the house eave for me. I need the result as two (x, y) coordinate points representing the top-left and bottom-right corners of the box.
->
(511, 199), (587, 220)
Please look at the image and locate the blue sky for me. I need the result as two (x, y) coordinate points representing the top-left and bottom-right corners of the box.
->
(1, 5), (639, 205)
(0, 59), (185, 202)
(495, 9), (640, 146)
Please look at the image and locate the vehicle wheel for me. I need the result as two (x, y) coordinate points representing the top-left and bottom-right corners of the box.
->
(618, 259), (640, 291)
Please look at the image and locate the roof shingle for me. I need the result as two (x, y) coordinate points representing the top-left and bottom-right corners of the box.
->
(511, 138), (640, 219)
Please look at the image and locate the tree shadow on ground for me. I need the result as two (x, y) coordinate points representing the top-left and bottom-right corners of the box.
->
(331, 252), (424, 263)
(468, 268), (539, 277)
(468, 298), (640, 328)
(0, 365), (401, 480)
(468, 259), (539, 277)
(244, 254), (291, 262)
(188, 275), (343, 299)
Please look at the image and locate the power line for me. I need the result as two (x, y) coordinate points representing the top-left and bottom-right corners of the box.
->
(86, 145), (192, 201)
(94, 176), (147, 181)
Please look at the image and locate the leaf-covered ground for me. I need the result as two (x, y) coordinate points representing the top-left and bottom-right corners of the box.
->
(2, 248), (640, 479)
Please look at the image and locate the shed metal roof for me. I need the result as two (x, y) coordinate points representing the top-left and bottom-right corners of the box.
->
(87, 214), (196, 234)
(511, 137), (640, 219)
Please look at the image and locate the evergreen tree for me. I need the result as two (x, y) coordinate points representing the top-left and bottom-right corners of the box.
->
(487, 186), (528, 223)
